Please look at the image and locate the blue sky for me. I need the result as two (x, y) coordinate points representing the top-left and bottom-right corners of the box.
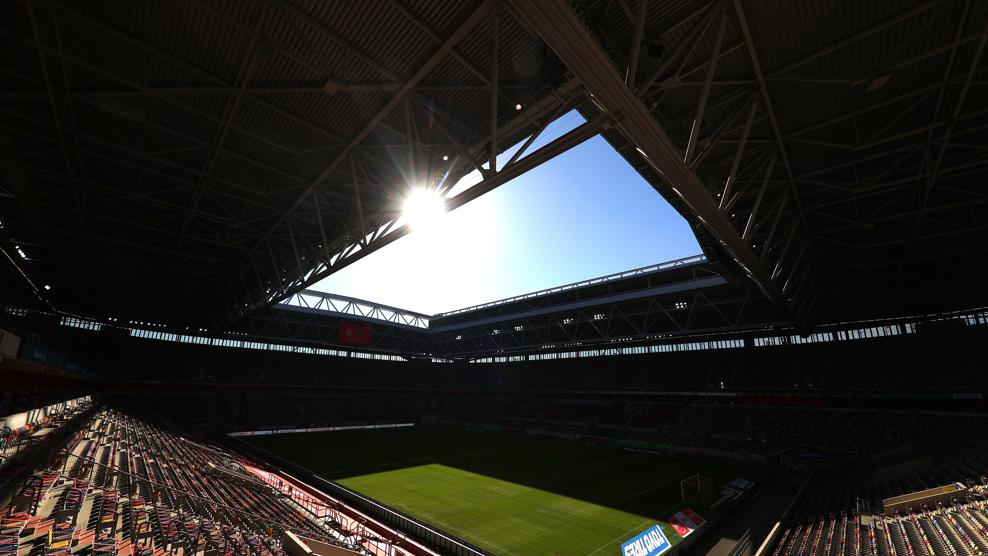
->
(310, 111), (701, 315)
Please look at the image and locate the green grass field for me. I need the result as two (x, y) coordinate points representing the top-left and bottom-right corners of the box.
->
(247, 426), (746, 555)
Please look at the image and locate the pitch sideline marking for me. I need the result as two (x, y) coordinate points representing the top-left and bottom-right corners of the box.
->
(623, 476), (680, 501)
(584, 497), (685, 556)
(374, 456), (434, 468)
(587, 465), (750, 556)
(416, 513), (512, 555)
(623, 462), (745, 502)
(584, 518), (653, 556)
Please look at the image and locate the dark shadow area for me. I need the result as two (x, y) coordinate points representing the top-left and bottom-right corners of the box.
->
(246, 425), (756, 524)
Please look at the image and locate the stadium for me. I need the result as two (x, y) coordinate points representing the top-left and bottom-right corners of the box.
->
(1, 1), (987, 555)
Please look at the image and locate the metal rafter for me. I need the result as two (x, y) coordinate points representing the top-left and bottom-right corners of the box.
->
(3, 0), (988, 334)
(226, 114), (607, 326)
(227, 3), (493, 307)
(507, 0), (803, 328)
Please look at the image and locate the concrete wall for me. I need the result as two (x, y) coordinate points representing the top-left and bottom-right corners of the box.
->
(282, 531), (362, 556)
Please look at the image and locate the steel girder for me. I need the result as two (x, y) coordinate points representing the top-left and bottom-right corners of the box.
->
(506, 0), (807, 329)
(215, 1), (601, 329)
(246, 278), (778, 359)
(0, 0), (590, 326)
(279, 291), (431, 330)
(5, 0), (988, 331)
(221, 110), (608, 328)
(238, 258), (780, 358)
(242, 306), (431, 357)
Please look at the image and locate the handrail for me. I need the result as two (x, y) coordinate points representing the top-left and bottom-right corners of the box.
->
(226, 436), (492, 556)
(435, 254), (707, 317)
(753, 470), (816, 556)
(276, 254), (708, 324)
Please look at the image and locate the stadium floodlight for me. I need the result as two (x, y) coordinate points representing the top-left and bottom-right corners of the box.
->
(402, 187), (447, 231)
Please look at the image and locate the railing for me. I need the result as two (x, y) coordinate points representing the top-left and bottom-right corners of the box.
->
(754, 470), (816, 556)
(470, 305), (988, 363)
(729, 529), (755, 556)
(278, 291), (431, 329)
(228, 422), (414, 437)
(227, 436), (493, 556)
(436, 254), (708, 317)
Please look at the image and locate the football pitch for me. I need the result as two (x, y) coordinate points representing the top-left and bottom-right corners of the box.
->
(247, 426), (746, 555)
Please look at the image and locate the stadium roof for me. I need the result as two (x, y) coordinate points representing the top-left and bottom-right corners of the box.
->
(266, 253), (777, 357)
(2, 0), (987, 345)
(306, 113), (704, 315)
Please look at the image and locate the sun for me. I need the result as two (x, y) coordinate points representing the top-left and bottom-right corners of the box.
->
(402, 187), (448, 231)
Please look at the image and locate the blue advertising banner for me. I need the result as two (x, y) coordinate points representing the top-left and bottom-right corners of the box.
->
(18, 338), (93, 377)
(621, 525), (671, 556)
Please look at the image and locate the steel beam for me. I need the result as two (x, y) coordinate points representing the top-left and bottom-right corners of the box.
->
(626, 0), (648, 87)
(684, 9), (728, 163)
(225, 116), (606, 327)
(909, 13), (988, 253)
(733, 0), (815, 296)
(230, 2), (492, 289)
(719, 100), (757, 209)
(489, 0), (500, 172)
(506, 0), (802, 327)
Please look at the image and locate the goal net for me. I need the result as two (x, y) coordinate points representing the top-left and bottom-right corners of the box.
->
(680, 474), (715, 505)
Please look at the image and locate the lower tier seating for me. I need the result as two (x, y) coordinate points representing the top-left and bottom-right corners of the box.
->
(0, 406), (409, 556)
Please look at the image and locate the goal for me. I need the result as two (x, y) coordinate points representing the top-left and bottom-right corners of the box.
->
(680, 474), (716, 505)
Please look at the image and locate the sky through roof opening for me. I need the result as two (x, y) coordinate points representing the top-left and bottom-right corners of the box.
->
(310, 110), (702, 315)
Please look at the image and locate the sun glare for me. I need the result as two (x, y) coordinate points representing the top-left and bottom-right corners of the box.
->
(402, 188), (447, 231)
(312, 110), (700, 314)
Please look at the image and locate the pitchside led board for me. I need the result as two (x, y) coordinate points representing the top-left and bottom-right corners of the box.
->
(621, 525), (671, 556)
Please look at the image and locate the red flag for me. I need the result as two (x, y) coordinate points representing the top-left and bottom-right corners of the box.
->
(338, 322), (371, 345)
(669, 517), (692, 538)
